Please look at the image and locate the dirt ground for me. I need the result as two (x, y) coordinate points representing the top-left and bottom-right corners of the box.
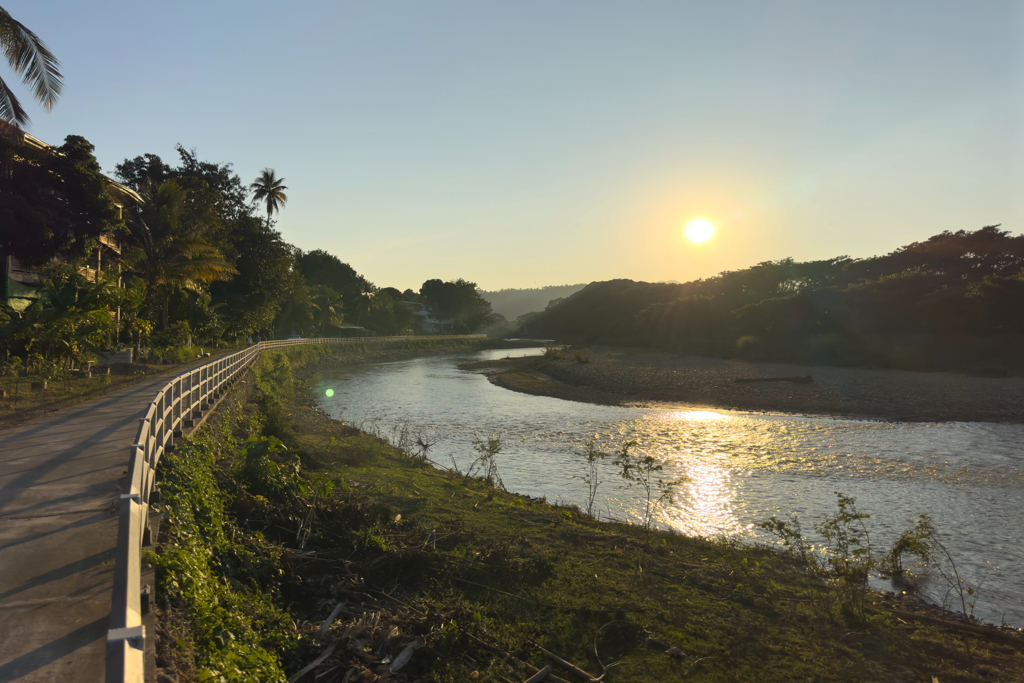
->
(469, 348), (1024, 423)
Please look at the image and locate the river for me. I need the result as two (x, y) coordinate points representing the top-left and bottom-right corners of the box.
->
(314, 347), (1024, 627)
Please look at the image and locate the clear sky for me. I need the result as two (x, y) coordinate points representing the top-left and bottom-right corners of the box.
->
(7, 1), (1023, 291)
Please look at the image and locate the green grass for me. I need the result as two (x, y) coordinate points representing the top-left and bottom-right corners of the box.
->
(151, 342), (1024, 683)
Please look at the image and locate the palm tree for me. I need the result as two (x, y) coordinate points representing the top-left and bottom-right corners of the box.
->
(0, 6), (63, 127)
(122, 180), (237, 329)
(309, 285), (344, 335)
(249, 168), (288, 217)
(355, 289), (377, 326)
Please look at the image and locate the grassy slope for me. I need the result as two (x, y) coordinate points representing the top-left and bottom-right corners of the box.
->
(155, 342), (1024, 683)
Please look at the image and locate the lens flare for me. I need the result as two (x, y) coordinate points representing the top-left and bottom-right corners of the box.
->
(325, 389), (334, 397)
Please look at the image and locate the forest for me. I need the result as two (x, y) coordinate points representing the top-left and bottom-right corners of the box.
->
(518, 227), (1024, 372)
(0, 133), (493, 373)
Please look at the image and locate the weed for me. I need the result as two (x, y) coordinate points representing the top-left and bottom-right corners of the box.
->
(468, 434), (504, 489)
(574, 440), (606, 518)
(757, 494), (978, 624)
(612, 441), (680, 532)
(879, 513), (935, 578)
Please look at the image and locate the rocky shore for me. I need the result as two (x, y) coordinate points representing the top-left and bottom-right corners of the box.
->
(468, 347), (1024, 423)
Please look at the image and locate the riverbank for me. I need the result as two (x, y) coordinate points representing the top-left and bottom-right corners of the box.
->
(468, 348), (1024, 423)
(150, 344), (1024, 682)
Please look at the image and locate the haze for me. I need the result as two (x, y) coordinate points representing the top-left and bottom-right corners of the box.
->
(10, 0), (1022, 290)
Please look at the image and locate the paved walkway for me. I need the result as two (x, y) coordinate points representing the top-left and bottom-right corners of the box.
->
(0, 374), (178, 682)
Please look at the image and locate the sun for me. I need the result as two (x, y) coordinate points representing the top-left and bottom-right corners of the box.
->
(685, 219), (715, 243)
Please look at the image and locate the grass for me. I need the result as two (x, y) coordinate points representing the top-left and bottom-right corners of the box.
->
(152, 342), (1024, 683)
(0, 366), (175, 430)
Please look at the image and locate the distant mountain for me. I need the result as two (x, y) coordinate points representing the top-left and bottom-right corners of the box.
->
(480, 284), (588, 320)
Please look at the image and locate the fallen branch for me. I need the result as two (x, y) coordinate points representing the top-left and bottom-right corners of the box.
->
(465, 632), (571, 683)
(592, 621), (624, 680)
(389, 635), (426, 673)
(317, 602), (348, 641)
(287, 641), (338, 683)
(540, 648), (596, 681)
(524, 665), (552, 683)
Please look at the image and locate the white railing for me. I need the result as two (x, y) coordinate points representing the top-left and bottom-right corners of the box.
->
(105, 335), (485, 682)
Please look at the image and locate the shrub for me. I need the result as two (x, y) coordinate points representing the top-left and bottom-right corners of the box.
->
(735, 335), (760, 359)
(543, 343), (566, 359)
(468, 434), (504, 489)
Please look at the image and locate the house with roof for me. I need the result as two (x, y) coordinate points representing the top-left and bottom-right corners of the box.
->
(403, 301), (454, 335)
(1, 123), (142, 311)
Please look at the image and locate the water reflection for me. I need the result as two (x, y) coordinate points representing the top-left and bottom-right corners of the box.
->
(670, 409), (730, 421)
(664, 460), (741, 537)
(315, 348), (1024, 626)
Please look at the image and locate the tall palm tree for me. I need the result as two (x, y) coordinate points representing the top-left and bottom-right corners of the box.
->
(122, 180), (237, 329)
(249, 168), (288, 217)
(0, 6), (63, 127)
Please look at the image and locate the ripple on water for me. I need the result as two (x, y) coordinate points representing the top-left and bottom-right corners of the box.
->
(315, 348), (1024, 627)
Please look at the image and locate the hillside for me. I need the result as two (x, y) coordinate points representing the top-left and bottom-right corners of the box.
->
(517, 226), (1024, 372)
(480, 283), (587, 320)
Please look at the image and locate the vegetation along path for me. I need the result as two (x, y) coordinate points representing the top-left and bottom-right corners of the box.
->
(0, 369), (197, 682)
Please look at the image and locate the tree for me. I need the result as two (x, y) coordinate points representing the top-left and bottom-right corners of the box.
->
(362, 287), (415, 335)
(250, 168), (288, 218)
(272, 268), (313, 338)
(296, 250), (374, 322)
(113, 152), (171, 190)
(419, 278), (494, 333)
(0, 135), (123, 266)
(0, 6), (63, 127)
(121, 180), (236, 329)
(211, 215), (294, 339)
(309, 285), (344, 335)
(0, 265), (118, 367)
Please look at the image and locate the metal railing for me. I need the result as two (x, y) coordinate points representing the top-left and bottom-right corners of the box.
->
(105, 335), (485, 682)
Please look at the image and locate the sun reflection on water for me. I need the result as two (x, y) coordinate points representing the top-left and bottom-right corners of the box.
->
(661, 459), (742, 536)
(669, 409), (730, 421)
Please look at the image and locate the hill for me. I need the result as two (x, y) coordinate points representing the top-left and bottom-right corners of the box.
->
(517, 226), (1024, 372)
(480, 283), (587, 320)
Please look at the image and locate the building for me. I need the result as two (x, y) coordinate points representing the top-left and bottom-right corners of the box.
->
(403, 301), (454, 335)
(1, 123), (142, 311)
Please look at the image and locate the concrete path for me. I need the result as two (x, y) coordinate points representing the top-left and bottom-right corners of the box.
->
(0, 374), (178, 682)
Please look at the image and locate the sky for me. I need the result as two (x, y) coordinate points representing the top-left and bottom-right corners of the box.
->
(7, 1), (1023, 292)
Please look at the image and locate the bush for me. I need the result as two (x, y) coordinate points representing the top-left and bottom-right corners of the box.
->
(153, 434), (302, 682)
(152, 345), (205, 364)
(543, 343), (566, 359)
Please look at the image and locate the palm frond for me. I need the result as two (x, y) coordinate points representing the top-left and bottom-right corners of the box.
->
(0, 73), (27, 126)
(0, 7), (63, 126)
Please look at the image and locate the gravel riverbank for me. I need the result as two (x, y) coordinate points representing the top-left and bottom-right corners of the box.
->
(469, 348), (1024, 423)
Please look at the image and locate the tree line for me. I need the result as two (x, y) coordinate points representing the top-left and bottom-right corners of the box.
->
(518, 226), (1024, 372)
(0, 134), (492, 372)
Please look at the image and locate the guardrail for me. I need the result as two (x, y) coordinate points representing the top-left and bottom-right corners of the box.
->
(105, 335), (485, 682)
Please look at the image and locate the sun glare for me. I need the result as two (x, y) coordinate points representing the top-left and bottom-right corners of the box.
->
(685, 219), (715, 243)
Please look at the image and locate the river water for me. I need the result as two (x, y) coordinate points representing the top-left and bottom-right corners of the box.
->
(314, 347), (1024, 627)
